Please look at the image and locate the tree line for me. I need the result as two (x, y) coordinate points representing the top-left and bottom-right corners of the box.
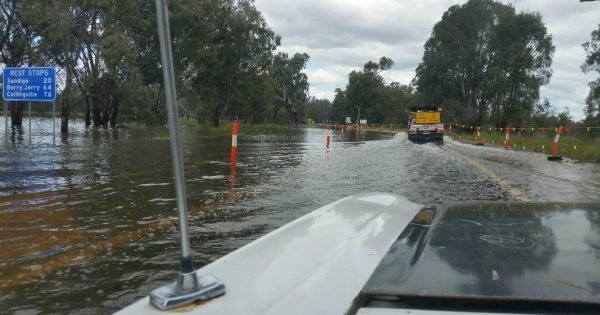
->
(412, 0), (556, 128)
(583, 24), (600, 127)
(327, 57), (419, 125)
(328, 0), (598, 130)
(0, 0), (311, 133)
(2, 0), (598, 133)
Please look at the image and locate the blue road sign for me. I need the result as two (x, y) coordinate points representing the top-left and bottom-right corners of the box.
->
(3, 67), (56, 102)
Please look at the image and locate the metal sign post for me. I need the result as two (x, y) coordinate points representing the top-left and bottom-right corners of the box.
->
(52, 101), (55, 145)
(3, 100), (6, 142)
(28, 102), (31, 142)
(149, 0), (225, 310)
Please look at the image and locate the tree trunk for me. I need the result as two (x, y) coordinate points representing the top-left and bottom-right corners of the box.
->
(61, 68), (73, 133)
(293, 110), (298, 127)
(110, 98), (119, 127)
(154, 86), (165, 113)
(61, 96), (70, 133)
(212, 107), (221, 127)
(85, 96), (91, 126)
(92, 93), (102, 126)
(10, 102), (24, 127)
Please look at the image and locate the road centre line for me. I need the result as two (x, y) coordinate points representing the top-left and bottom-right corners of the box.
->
(444, 143), (530, 202)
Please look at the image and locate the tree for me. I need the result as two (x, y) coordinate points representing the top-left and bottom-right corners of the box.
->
(1, 0), (308, 130)
(0, 0), (39, 127)
(183, 0), (281, 127)
(271, 52), (310, 126)
(346, 57), (393, 123)
(331, 88), (351, 123)
(35, 0), (92, 132)
(582, 24), (600, 126)
(306, 97), (331, 123)
(331, 57), (417, 125)
(557, 107), (573, 127)
(412, 0), (554, 127)
(530, 98), (557, 127)
(377, 82), (418, 124)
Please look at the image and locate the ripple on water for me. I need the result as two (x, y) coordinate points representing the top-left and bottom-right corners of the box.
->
(1, 124), (600, 314)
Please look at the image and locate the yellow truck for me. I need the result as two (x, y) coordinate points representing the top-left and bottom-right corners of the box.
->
(407, 106), (444, 143)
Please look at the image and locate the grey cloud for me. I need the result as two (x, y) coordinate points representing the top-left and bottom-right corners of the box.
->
(255, 0), (600, 120)
(259, 0), (448, 48)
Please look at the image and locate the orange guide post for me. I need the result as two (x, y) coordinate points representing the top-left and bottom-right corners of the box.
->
(231, 120), (238, 169)
(504, 127), (510, 150)
(548, 125), (564, 161)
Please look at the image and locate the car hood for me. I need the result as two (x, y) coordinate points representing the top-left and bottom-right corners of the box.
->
(361, 202), (600, 306)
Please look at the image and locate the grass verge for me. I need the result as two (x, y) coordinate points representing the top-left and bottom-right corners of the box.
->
(148, 120), (291, 139)
(181, 121), (290, 136)
(452, 130), (600, 163)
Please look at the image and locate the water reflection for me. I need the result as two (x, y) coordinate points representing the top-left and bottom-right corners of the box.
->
(363, 203), (600, 305)
(431, 203), (557, 296)
(10, 126), (25, 145)
(0, 192), (82, 263)
(362, 207), (438, 290)
(1, 118), (600, 314)
(585, 211), (600, 293)
(2, 121), (361, 313)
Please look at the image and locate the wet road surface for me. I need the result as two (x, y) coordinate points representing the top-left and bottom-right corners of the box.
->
(1, 119), (600, 314)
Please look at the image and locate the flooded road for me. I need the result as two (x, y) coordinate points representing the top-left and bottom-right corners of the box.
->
(1, 119), (600, 314)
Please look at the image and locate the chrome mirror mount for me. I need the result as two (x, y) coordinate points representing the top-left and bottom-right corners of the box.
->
(149, 273), (225, 310)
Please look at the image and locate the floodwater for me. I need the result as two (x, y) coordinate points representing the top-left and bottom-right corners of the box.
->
(1, 118), (600, 314)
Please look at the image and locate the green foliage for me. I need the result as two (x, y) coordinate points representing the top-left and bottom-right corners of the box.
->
(271, 52), (310, 126)
(331, 57), (417, 124)
(528, 98), (573, 128)
(306, 97), (331, 123)
(179, 120), (289, 136)
(413, 0), (554, 127)
(0, 0), (309, 130)
(582, 24), (600, 127)
(0, 0), (45, 126)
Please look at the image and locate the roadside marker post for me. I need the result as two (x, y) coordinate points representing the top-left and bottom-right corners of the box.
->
(231, 120), (238, 170)
(548, 125), (564, 161)
(475, 126), (483, 146)
(28, 102), (31, 142)
(504, 127), (510, 151)
(326, 122), (331, 148)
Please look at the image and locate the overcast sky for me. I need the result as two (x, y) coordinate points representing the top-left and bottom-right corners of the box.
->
(255, 0), (599, 121)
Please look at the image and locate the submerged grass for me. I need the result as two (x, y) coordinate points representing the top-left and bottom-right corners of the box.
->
(149, 119), (291, 139)
(453, 130), (600, 163)
(181, 121), (289, 136)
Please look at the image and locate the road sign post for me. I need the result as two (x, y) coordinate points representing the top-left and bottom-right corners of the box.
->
(3, 67), (57, 144)
(1, 83), (5, 142)
(52, 101), (56, 145)
(28, 102), (31, 142)
(3, 100), (6, 142)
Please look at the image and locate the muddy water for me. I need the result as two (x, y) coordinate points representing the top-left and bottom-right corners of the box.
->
(1, 118), (599, 314)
